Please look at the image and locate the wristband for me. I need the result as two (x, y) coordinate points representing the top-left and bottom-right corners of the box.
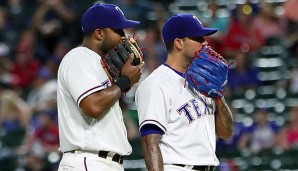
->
(115, 75), (131, 93)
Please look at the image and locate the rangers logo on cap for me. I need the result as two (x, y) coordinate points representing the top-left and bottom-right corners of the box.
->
(115, 6), (124, 16)
(192, 15), (202, 25)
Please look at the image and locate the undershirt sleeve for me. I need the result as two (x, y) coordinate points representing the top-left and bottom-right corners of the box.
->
(140, 124), (165, 137)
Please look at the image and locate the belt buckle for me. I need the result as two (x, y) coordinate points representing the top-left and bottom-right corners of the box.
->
(106, 151), (116, 161)
(107, 151), (123, 164)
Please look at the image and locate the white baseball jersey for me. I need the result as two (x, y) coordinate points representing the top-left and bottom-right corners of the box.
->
(136, 64), (220, 166)
(57, 47), (131, 156)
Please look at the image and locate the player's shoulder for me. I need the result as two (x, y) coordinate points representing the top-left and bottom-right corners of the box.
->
(138, 65), (177, 90)
(65, 47), (98, 59)
(61, 47), (99, 65)
(142, 65), (170, 81)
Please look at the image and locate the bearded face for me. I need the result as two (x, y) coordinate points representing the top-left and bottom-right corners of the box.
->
(100, 28), (126, 55)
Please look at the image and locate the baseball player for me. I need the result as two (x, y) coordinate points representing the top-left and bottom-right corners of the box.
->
(136, 14), (234, 171)
(57, 3), (144, 171)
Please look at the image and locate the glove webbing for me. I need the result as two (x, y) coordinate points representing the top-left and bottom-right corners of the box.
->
(184, 46), (231, 98)
(194, 46), (227, 64)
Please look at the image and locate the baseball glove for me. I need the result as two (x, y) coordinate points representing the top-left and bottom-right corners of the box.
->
(185, 46), (228, 99)
(101, 36), (143, 83)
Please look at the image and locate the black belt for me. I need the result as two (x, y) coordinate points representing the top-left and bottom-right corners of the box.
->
(173, 164), (215, 171)
(64, 150), (124, 164)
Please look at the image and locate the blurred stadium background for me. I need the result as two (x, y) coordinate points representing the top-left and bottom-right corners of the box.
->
(0, 0), (298, 170)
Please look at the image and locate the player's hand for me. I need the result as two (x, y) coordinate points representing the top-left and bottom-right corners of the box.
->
(121, 53), (145, 85)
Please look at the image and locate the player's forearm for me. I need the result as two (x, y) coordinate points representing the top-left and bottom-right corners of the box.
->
(80, 86), (122, 118)
(141, 134), (164, 171)
(215, 97), (234, 139)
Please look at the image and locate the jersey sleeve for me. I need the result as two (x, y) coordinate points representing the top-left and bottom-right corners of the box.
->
(136, 81), (170, 133)
(61, 52), (109, 106)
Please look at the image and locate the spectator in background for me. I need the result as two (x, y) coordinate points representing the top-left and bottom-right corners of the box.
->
(112, 0), (154, 29)
(239, 108), (280, 154)
(0, 42), (22, 97)
(216, 107), (247, 154)
(203, 1), (231, 55)
(253, 2), (286, 41)
(140, 25), (167, 64)
(1, 0), (35, 47)
(227, 51), (261, 96)
(288, 66), (298, 94)
(283, 0), (298, 48)
(0, 42), (12, 73)
(0, 7), (12, 45)
(151, 2), (168, 31)
(0, 89), (31, 148)
(23, 151), (49, 171)
(27, 110), (59, 153)
(277, 106), (298, 150)
(46, 39), (71, 78)
(284, 38), (298, 95)
(23, 110), (59, 171)
(283, 0), (298, 95)
(6, 0), (34, 34)
(11, 29), (41, 97)
(32, 0), (76, 54)
(223, 3), (265, 57)
(26, 67), (57, 114)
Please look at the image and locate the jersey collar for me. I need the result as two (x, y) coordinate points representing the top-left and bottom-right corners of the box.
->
(163, 63), (184, 78)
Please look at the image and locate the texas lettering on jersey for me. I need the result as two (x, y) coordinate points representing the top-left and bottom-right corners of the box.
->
(177, 96), (215, 123)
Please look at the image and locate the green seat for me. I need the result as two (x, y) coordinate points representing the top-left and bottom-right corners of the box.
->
(0, 128), (26, 148)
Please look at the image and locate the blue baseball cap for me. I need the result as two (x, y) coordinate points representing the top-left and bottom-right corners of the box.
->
(81, 3), (140, 32)
(162, 14), (218, 43)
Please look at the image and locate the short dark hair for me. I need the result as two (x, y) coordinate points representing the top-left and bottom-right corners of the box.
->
(83, 31), (93, 38)
(165, 42), (174, 52)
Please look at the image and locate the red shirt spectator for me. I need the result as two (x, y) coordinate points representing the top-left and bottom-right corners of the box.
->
(11, 29), (41, 89)
(253, 2), (286, 39)
(287, 127), (298, 145)
(285, 106), (298, 147)
(277, 106), (298, 150)
(28, 111), (59, 152)
(223, 4), (265, 57)
(11, 53), (40, 89)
